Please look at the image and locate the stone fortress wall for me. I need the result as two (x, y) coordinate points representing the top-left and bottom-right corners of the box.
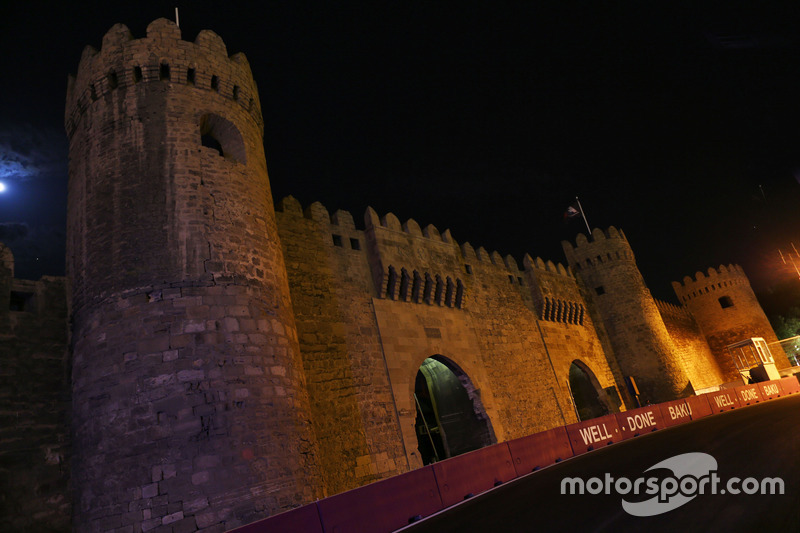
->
(0, 17), (791, 533)
(673, 264), (788, 379)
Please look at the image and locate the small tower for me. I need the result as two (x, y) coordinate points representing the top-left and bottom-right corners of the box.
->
(66, 19), (320, 531)
(672, 265), (789, 380)
(563, 228), (691, 403)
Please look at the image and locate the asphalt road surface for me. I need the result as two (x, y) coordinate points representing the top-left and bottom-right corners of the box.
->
(403, 394), (800, 533)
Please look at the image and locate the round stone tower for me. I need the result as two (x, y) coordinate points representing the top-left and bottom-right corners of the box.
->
(562, 227), (691, 403)
(65, 19), (320, 532)
(672, 264), (789, 380)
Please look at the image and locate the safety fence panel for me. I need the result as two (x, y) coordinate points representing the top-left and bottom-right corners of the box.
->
(226, 503), (322, 533)
(432, 442), (517, 508)
(734, 384), (763, 406)
(565, 414), (621, 455)
(658, 399), (692, 428)
(506, 426), (574, 476)
(779, 376), (800, 395)
(686, 394), (714, 419)
(615, 404), (665, 440)
(316, 465), (443, 533)
(758, 380), (782, 400)
(705, 390), (740, 414)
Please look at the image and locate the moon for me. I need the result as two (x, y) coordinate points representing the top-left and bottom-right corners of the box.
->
(0, 182), (6, 193)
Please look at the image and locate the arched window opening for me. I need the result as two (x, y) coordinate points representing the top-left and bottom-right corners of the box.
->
(187, 67), (196, 85)
(160, 63), (170, 81)
(199, 113), (246, 164)
(107, 70), (118, 90)
(201, 134), (223, 156)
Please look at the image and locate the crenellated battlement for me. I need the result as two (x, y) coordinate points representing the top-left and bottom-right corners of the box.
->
(655, 299), (692, 320)
(523, 254), (573, 279)
(65, 18), (262, 138)
(364, 207), (453, 244)
(671, 264), (750, 303)
(561, 226), (634, 272)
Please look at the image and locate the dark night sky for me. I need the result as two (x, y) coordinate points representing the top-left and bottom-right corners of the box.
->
(2, 1), (800, 304)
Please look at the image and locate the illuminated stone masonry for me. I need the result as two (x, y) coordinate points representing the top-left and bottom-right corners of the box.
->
(0, 17), (790, 533)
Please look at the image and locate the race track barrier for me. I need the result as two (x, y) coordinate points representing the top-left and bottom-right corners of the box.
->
(432, 442), (517, 507)
(779, 375), (800, 395)
(615, 404), (664, 440)
(759, 380), (782, 400)
(317, 464), (443, 533)
(565, 413), (621, 455)
(227, 503), (322, 533)
(734, 384), (763, 406)
(229, 376), (800, 532)
(686, 393), (714, 420)
(507, 426), (573, 476)
(659, 398), (692, 427)
(706, 389), (740, 414)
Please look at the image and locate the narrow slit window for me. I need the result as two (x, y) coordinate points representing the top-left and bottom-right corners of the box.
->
(386, 267), (398, 300)
(160, 63), (170, 81)
(455, 280), (465, 309)
(90, 84), (98, 101)
(187, 68), (196, 85)
(423, 273), (434, 305)
(434, 276), (444, 306)
(133, 66), (143, 83)
(445, 278), (455, 307)
(107, 71), (118, 90)
(211, 75), (219, 91)
(411, 271), (423, 303)
(399, 269), (411, 301)
(233, 85), (240, 100)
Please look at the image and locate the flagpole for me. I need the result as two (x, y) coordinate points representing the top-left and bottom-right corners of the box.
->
(576, 196), (591, 235)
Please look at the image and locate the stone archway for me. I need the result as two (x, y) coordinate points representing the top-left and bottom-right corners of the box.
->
(413, 355), (496, 465)
(568, 360), (612, 421)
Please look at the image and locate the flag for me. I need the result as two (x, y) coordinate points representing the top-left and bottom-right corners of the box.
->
(564, 203), (581, 221)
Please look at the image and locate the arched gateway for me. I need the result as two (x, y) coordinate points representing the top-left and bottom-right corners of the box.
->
(568, 360), (613, 421)
(413, 356), (496, 464)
